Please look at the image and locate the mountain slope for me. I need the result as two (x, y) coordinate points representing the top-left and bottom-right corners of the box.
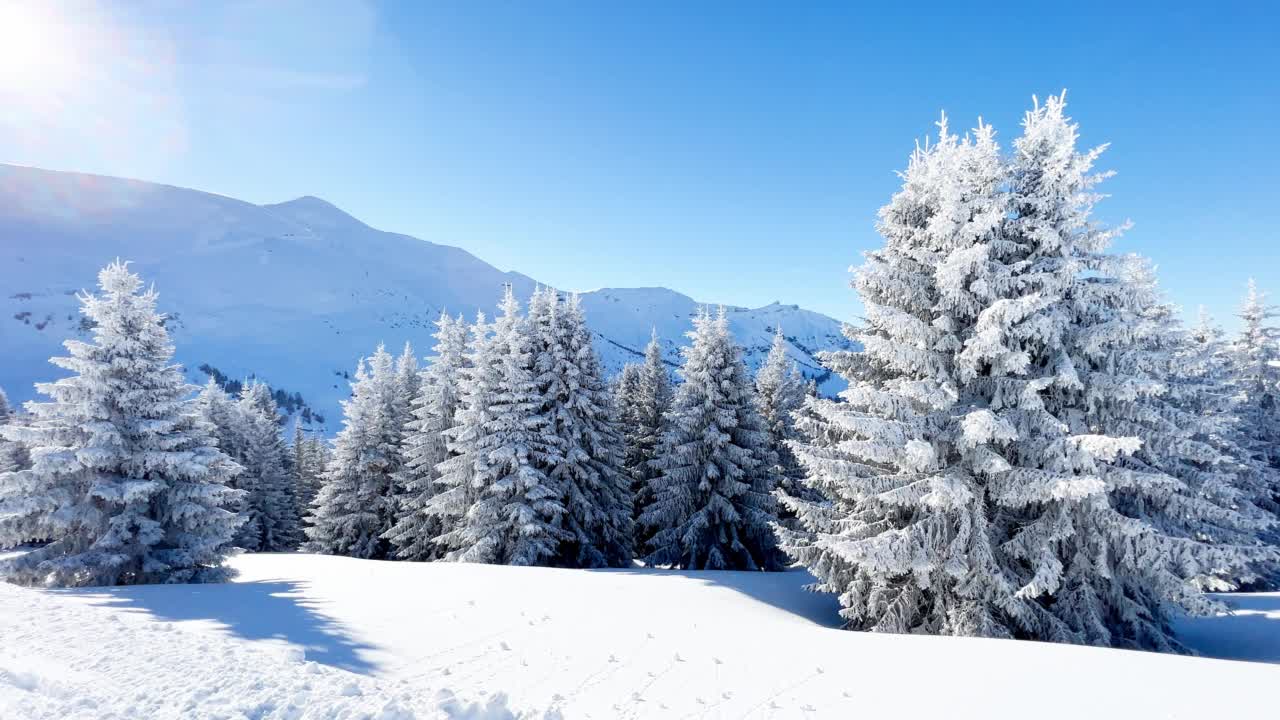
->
(0, 163), (850, 427)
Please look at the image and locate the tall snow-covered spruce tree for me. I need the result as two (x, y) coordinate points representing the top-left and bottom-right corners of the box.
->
(386, 313), (469, 561)
(1230, 281), (1280, 517)
(618, 330), (673, 549)
(779, 96), (1273, 651)
(642, 308), (784, 571)
(429, 288), (566, 565)
(0, 261), (242, 586)
(233, 382), (299, 551)
(529, 287), (633, 567)
(306, 345), (410, 559)
(290, 420), (325, 520)
(755, 328), (813, 518)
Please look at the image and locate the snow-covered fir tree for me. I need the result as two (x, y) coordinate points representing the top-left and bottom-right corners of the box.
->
(393, 342), (421, 441)
(754, 328), (814, 518)
(1108, 261), (1277, 591)
(529, 287), (633, 567)
(233, 383), (299, 551)
(1230, 281), (1280, 510)
(0, 260), (242, 586)
(780, 96), (1270, 651)
(386, 313), (469, 561)
(613, 364), (643, 429)
(306, 345), (407, 559)
(430, 288), (566, 565)
(290, 420), (325, 525)
(618, 330), (673, 550)
(642, 308), (784, 571)
(420, 313), (488, 551)
(193, 378), (250, 526)
(0, 388), (29, 474)
(194, 379), (241, 456)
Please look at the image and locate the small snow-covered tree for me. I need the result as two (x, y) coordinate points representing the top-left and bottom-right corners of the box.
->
(306, 346), (404, 559)
(1107, 262), (1277, 591)
(620, 330), (673, 549)
(0, 260), (241, 586)
(194, 379), (241, 456)
(431, 288), (566, 565)
(393, 342), (421, 437)
(1230, 281), (1280, 509)
(529, 288), (633, 567)
(234, 382), (298, 551)
(755, 328), (813, 517)
(642, 308), (784, 571)
(0, 388), (29, 474)
(614, 363), (643, 429)
(290, 420), (324, 518)
(386, 313), (469, 561)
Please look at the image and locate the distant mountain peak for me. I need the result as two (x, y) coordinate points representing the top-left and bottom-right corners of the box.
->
(262, 195), (364, 231)
(268, 195), (341, 211)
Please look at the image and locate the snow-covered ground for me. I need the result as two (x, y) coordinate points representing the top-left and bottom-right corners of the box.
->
(2, 554), (1277, 719)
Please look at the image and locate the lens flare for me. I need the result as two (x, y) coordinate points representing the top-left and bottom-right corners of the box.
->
(0, 2), (80, 93)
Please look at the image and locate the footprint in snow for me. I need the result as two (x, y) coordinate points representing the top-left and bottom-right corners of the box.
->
(500, 641), (511, 651)
(674, 653), (685, 662)
(608, 654), (618, 663)
(802, 704), (818, 712)
(712, 657), (723, 665)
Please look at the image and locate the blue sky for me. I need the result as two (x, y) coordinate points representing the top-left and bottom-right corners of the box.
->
(3, 1), (1277, 328)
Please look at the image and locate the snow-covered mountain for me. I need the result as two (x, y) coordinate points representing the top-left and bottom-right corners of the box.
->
(0, 163), (851, 428)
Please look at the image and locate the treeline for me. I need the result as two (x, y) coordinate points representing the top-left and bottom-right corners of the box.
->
(197, 363), (325, 426)
(0, 268), (809, 582)
(302, 286), (802, 570)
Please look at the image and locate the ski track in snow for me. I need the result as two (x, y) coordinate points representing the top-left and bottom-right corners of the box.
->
(3, 553), (1279, 719)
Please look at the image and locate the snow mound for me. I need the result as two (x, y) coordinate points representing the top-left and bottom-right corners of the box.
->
(4, 553), (1277, 719)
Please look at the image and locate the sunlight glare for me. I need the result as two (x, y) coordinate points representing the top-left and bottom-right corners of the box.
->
(0, 2), (78, 93)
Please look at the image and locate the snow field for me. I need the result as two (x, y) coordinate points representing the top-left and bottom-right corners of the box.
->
(6, 553), (1277, 719)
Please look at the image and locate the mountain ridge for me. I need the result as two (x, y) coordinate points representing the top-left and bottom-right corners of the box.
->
(0, 163), (851, 428)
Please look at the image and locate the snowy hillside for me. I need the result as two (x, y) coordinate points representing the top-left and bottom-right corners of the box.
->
(1, 553), (1276, 719)
(0, 164), (851, 428)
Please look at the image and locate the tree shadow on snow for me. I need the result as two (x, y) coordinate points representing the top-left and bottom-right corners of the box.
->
(601, 566), (844, 629)
(1173, 593), (1280, 664)
(55, 578), (378, 674)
